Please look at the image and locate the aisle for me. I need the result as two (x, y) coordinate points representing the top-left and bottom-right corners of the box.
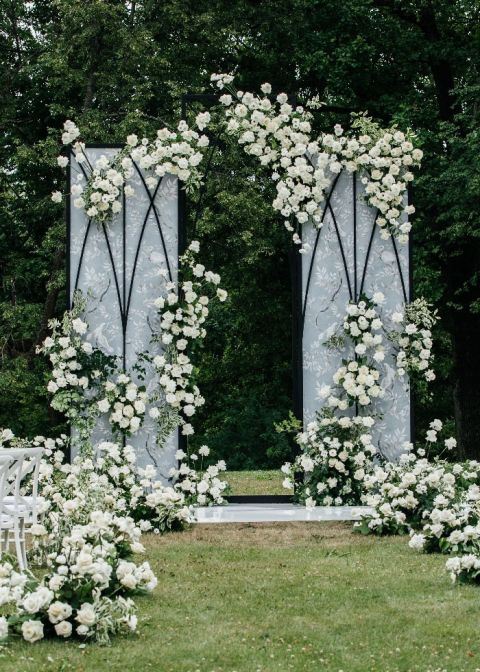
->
(194, 503), (373, 523)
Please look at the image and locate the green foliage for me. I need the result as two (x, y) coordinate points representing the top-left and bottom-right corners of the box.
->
(0, 0), (479, 462)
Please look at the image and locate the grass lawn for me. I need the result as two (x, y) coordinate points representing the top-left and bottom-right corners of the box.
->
(1, 522), (479, 672)
(227, 470), (285, 495)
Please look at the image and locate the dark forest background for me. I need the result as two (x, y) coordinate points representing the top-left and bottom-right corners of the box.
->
(0, 0), (479, 468)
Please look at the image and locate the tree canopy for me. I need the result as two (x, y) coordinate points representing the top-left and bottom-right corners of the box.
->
(0, 0), (478, 464)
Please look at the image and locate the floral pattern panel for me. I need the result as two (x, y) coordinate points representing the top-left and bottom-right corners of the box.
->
(69, 147), (179, 475)
(302, 169), (411, 461)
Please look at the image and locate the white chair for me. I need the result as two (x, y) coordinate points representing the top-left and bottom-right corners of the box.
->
(0, 447), (44, 570)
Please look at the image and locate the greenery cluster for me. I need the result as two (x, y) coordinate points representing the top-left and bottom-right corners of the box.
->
(0, 0), (478, 466)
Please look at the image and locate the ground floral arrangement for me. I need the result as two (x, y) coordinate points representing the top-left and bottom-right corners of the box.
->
(357, 421), (480, 589)
(0, 431), (227, 645)
(280, 293), (437, 507)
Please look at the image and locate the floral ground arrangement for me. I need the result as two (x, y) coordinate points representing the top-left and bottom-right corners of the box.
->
(1, 524), (479, 672)
(0, 431), (226, 645)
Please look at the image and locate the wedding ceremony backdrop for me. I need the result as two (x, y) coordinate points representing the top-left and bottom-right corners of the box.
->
(1, 2), (480, 662)
(68, 137), (413, 474)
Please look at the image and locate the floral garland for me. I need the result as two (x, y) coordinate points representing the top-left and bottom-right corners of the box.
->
(53, 116), (211, 226)
(211, 74), (422, 248)
(147, 240), (228, 442)
(388, 297), (438, 383)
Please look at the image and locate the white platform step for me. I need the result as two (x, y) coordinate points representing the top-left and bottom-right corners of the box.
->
(194, 504), (373, 523)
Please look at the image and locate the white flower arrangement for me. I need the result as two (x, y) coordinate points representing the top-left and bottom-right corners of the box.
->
(357, 422), (466, 536)
(0, 439), (157, 645)
(53, 117), (210, 226)
(148, 240), (227, 440)
(100, 373), (148, 438)
(329, 360), (383, 409)
(37, 291), (117, 447)
(388, 297), (438, 383)
(170, 446), (228, 506)
(282, 412), (377, 507)
(212, 74), (422, 248)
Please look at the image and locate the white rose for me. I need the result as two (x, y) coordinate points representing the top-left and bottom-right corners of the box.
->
(97, 399), (110, 413)
(21, 620), (44, 643)
(0, 616), (8, 640)
(48, 601), (73, 624)
(54, 620), (72, 638)
(120, 574), (137, 590)
(76, 603), (96, 627)
(71, 318), (87, 334)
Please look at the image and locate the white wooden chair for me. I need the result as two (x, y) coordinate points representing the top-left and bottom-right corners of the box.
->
(0, 447), (44, 569)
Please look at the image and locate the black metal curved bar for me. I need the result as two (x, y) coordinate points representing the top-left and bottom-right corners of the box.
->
(72, 162), (95, 295)
(125, 161), (167, 324)
(358, 210), (380, 297)
(390, 231), (408, 303)
(301, 170), (343, 333)
(327, 199), (354, 301)
(101, 222), (125, 331)
(130, 159), (173, 282)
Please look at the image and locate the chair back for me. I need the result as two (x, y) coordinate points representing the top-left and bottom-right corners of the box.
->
(0, 456), (12, 512)
(0, 447), (44, 523)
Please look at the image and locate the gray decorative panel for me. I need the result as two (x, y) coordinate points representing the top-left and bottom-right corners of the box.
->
(301, 170), (411, 460)
(68, 147), (179, 476)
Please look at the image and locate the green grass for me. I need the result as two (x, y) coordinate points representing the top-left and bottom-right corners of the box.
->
(227, 470), (285, 495)
(2, 523), (480, 672)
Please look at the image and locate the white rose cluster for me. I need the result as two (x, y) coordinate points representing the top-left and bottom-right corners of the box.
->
(330, 360), (383, 408)
(170, 447), (228, 506)
(213, 74), (421, 248)
(320, 121), (422, 242)
(57, 117), (210, 226)
(40, 319), (90, 396)
(358, 422), (468, 536)
(282, 414), (377, 507)
(150, 241), (227, 439)
(100, 373), (148, 437)
(343, 295), (385, 361)
(389, 297), (438, 383)
(37, 293), (116, 448)
(213, 72), (328, 250)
